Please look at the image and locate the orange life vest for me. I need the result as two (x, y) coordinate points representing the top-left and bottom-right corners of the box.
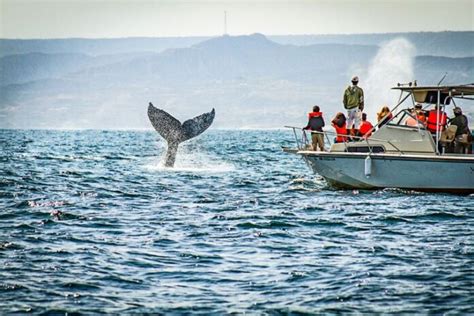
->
(308, 112), (322, 118)
(417, 113), (426, 123)
(359, 121), (373, 138)
(333, 123), (347, 143)
(426, 110), (447, 133)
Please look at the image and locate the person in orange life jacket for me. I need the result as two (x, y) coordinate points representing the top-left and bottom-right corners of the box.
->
(426, 104), (447, 133)
(406, 103), (427, 127)
(331, 112), (348, 143)
(303, 105), (325, 151)
(414, 103), (427, 124)
(359, 113), (374, 138)
(377, 106), (393, 128)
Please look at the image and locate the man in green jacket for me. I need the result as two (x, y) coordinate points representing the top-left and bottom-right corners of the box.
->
(343, 76), (364, 136)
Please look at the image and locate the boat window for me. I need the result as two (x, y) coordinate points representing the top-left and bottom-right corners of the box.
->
(392, 109), (412, 126)
(345, 146), (385, 153)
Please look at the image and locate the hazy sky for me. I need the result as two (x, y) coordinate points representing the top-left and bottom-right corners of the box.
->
(0, 0), (473, 39)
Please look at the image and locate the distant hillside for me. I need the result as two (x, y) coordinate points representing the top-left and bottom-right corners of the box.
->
(64, 34), (376, 86)
(415, 56), (474, 83)
(0, 52), (153, 85)
(2, 34), (471, 89)
(0, 37), (210, 58)
(0, 34), (473, 129)
(0, 34), (378, 87)
(1, 31), (472, 58)
(270, 31), (474, 57)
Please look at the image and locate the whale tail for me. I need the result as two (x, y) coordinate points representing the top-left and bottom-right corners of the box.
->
(147, 102), (215, 167)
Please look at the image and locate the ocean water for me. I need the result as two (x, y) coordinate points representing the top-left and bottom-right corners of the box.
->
(1, 129), (473, 314)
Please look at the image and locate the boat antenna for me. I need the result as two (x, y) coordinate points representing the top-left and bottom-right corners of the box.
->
(437, 72), (447, 86)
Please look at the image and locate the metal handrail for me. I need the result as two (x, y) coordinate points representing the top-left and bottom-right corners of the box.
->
(284, 126), (405, 154)
(365, 91), (412, 138)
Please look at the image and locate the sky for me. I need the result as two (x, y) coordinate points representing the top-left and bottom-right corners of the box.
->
(0, 0), (473, 39)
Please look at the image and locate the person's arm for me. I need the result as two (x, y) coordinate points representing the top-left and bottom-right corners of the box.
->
(462, 116), (469, 133)
(343, 89), (348, 108)
(303, 119), (310, 130)
(359, 88), (364, 110)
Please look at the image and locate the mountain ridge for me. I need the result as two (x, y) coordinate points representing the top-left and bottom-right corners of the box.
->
(1, 33), (473, 129)
(1, 31), (472, 57)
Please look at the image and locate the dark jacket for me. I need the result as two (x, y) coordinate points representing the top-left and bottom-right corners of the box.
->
(450, 114), (469, 136)
(304, 112), (325, 132)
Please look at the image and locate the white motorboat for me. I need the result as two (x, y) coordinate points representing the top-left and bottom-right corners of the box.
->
(284, 84), (474, 194)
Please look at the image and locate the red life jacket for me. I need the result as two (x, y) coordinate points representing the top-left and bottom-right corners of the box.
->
(426, 110), (447, 133)
(359, 121), (373, 138)
(333, 123), (347, 143)
(308, 112), (322, 118)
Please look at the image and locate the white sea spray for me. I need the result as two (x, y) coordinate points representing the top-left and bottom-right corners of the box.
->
(365, 38), (416, 122)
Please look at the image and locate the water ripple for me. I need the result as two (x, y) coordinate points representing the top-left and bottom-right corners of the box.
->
(0, 129), (473, 314)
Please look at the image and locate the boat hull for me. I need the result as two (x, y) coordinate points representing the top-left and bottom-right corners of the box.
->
(301, 152), (474, 194)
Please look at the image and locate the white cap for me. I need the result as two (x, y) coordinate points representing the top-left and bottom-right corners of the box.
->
(351, 76), (359, 82)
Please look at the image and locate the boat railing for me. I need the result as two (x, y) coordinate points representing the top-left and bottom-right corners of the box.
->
(284, 126), (405, 154)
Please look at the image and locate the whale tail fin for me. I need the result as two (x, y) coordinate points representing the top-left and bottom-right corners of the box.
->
(147, 103), (183, 142)
(147, 102), (215, 167)
(181, 109), (215, 142)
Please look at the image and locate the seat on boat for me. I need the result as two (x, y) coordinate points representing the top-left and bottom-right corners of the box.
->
(439, 125), (457, 153)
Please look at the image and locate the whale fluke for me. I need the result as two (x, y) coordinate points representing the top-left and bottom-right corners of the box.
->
(147, 102), (215, 167)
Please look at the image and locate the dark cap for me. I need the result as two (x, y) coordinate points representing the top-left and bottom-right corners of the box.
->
(453, 107), (462, 115)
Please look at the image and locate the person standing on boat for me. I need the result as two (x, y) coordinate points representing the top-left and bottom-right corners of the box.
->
(449, 107), (471, 154)
(343, 76), (364, 136)
(303, 105), (325, 151)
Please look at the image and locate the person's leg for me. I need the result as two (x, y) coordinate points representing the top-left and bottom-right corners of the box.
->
(311, 133), (318, 150)
(347, 109), (355, 130)
(446, 141), (454, 153)
(317, 134), (324, 151)
(454, 135), (465, 154)
(353, 109), (361, 137)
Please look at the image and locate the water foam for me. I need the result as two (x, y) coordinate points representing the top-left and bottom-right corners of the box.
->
(144, 148), (235, 173)
(365, 38), (416, 122)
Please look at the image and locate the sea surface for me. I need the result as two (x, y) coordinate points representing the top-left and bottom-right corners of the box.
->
(1, 129), (473, 314)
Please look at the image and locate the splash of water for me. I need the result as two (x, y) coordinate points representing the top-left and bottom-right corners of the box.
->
(364, 38), (416, 122)
(144, 147), (235, 173)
